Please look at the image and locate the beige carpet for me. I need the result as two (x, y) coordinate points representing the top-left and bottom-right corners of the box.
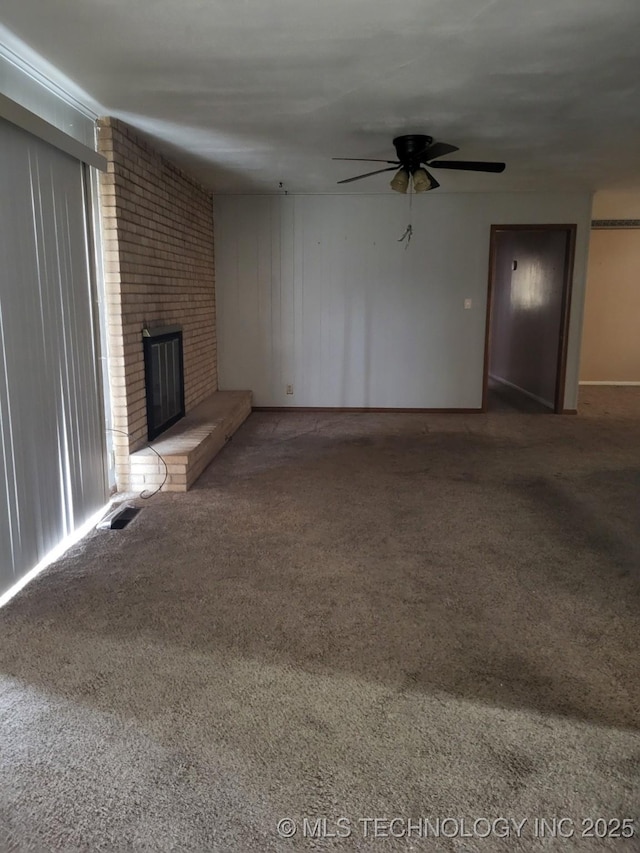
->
(1, 387), (639, 851)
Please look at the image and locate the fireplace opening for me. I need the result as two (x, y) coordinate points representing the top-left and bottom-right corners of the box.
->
(142, 325), (185, 441)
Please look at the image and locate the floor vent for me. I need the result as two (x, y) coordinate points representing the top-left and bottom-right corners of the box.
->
(97, 505), (141, 530)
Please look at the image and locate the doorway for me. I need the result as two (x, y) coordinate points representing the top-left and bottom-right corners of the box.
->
(483, 225), (576, 413)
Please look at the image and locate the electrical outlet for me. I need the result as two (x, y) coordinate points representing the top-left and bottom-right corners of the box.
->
(464, 298), (472, 309)
(286, 384), (294, 395)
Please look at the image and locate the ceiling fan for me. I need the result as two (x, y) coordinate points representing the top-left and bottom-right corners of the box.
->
(333, 134), (505, 192)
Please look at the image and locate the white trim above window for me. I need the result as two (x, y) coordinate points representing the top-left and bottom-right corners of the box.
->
(0, 25), (104, 163)
(0, 93), (106, 170)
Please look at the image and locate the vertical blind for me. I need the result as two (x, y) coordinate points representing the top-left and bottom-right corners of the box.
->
(0, 118), (107, 598)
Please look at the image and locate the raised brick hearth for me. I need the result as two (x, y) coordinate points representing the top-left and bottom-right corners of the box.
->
(129, 390), (251, 492)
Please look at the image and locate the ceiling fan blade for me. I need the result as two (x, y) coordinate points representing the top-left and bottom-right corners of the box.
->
(428, 160), (506, 173)
(424, 169), (440, 190)
(337, 166), (399, 184)
(420, 142), (459, 161)
(332, 157), (400, 164)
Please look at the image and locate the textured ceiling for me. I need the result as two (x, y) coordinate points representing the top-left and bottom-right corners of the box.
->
(1, 0), (640, 193)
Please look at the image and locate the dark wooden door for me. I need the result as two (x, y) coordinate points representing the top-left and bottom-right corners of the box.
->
(484, 225), (576, 413)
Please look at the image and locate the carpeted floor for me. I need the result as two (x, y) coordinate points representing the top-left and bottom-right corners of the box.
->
(1, 387), (639, 851)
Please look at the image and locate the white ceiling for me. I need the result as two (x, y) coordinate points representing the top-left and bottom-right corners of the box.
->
(2, 0), (640, 194)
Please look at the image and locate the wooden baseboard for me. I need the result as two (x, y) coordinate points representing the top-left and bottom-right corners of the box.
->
(252, 406), (483, 414)
(579, 381), (640, 386)
(562, 408), (578, 415)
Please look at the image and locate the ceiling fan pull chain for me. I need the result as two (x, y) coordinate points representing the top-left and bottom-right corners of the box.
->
(398, 183), (414, 246)
(398, 223), (413, 245)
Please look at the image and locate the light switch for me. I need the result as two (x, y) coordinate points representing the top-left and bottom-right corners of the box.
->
(464, 298), (472, 309)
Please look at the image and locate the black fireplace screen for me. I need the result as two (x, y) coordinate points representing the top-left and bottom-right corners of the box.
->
(142, 327), (185, 441)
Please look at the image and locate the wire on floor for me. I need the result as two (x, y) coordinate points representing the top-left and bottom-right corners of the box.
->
(106, 428), (168, 499)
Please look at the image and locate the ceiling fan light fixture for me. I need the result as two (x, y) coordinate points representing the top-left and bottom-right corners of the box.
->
(334, 135), (506, 189)
(412, 168), (432, 193)
(389, 168), (410, 194)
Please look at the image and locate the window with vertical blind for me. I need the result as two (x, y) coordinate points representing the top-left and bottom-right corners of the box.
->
(0, 117), (107, 599)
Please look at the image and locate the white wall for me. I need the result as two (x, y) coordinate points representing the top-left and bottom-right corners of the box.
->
(580, 229), (640, 383)
(592, 191), (640, 220)
(580, 190), (640, 384)
(214, 192), (592, 409)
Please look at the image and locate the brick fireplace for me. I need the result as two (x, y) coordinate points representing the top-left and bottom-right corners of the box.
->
(97, 118), (218, 490)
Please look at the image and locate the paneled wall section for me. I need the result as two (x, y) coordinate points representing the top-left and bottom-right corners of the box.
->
(214, 193), (592, 410)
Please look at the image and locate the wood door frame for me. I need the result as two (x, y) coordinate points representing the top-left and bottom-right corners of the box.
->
(482, 223), (577, 414)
